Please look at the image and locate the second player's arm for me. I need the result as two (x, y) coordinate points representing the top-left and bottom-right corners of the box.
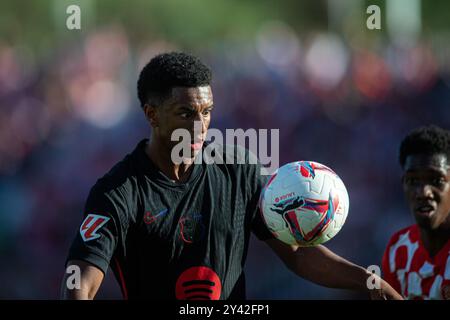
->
(266, 238), (403, 299)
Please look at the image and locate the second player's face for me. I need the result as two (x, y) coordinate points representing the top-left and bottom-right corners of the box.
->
(154, 86), (213, 159)
(402, 153), (450, 231)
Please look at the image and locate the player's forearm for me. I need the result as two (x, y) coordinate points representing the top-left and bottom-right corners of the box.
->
(61, 285), (92, 300)
(60, 261), (103, 300)
(289, 245), (371, 292)
(60, 276), (94, 300)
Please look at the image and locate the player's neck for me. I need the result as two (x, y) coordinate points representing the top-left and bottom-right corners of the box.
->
(145, 139), (194, 183)
(419, 227), (450, 258)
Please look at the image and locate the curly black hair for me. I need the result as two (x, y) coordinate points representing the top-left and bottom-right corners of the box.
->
(399, 125), (450, 168)
(137, 52), (212, 108)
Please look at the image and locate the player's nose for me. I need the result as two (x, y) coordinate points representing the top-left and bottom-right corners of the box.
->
(413, 183), (433, 200)
(190, 117), (207, 136)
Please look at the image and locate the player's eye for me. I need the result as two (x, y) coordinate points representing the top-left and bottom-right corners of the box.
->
(180, 112), (193, 119)
(404, 177), (418, 185)
(432, 177), (446, 187)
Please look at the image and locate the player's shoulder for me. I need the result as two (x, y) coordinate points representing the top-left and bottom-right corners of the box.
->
(386, 224), (420, 249)
(90, 146), (140, 199)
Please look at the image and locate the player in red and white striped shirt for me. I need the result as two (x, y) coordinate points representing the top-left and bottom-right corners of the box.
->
(382, 125), (450, 300)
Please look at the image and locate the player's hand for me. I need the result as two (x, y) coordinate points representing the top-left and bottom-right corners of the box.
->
(369, 278), (403, 300)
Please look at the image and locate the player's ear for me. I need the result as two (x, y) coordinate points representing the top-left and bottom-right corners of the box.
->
(143, 103), (159, 128)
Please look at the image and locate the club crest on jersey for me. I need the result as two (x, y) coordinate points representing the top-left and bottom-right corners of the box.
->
(179, 212), (205, 244)
(80, 214), (110, 242)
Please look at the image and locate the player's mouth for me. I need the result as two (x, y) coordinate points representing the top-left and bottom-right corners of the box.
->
(190, 138), (204, 150)
(414, 203), (436, 218)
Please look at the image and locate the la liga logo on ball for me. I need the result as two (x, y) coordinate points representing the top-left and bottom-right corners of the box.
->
(260, 161), (349, 246)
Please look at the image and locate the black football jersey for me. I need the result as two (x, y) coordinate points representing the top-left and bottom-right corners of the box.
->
(66, 139), (274, 299)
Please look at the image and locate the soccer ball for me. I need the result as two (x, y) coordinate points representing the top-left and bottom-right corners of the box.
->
(260, 161), (349, 246)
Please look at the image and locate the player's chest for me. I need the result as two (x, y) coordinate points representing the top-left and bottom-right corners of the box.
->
(136, 181), (248, 247)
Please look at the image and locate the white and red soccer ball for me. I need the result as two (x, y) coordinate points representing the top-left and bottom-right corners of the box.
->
(260, 161), (349, 246)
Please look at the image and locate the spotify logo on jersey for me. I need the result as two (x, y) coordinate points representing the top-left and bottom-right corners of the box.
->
(175, 266), (221, 300)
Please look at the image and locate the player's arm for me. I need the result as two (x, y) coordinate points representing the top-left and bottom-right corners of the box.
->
(266, 238), (403, 300)
(62, 184), (130, 300)
(60, 260), (104, 300)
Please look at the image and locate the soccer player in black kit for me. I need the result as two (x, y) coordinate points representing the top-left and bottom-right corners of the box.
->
(61, 52), (402, 300)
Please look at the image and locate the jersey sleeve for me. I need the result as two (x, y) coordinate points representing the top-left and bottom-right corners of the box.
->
(381, 237), (402, 295)
(65, 184), (130, 275)
(244, 147), (275, 241)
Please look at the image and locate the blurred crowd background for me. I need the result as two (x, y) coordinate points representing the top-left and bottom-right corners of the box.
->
(0, 0), (449, 299)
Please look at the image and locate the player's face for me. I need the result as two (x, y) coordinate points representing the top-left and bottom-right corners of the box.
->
(148, 86), (213, 159)
(402, 153), (450, 231)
